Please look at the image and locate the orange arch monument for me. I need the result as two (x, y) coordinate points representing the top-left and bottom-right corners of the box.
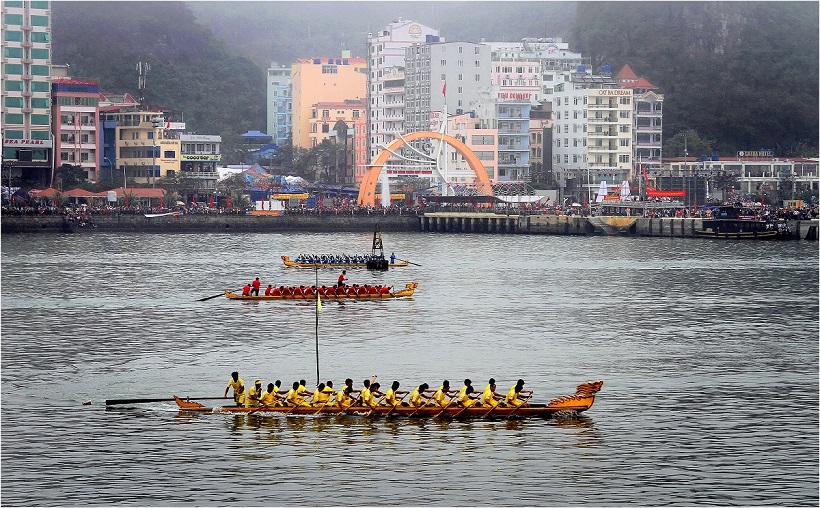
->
(357, 131), (493, 207)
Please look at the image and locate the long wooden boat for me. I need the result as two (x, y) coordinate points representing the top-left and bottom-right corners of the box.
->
(282, 255), (409, 268)
(174, 381), (603, 418)
(224, 282), (418, 301)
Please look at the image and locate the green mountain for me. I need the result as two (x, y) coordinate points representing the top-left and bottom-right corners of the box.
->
(573, 2), (819, 157)
(52, 1), (266, 137)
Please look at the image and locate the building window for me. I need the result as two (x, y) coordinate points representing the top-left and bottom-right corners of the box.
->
(4, 14), (24, 25)
(322, 124), (329, 133)
(31, 81), (49, 92)
(619, 139), (630, 146)
(619, 110), (630, 118)
(30, 15), (49, 26)
(163, 150), (175, 158)
(4, 80), (25, 93)
(31, 32), (50, 44)
(30, 114), (49, 125)
(4, 47), (24, 58)
(440, 60), (446, 66)
(4, 96), (24, 108)
(322, 110), (329, 117)
(321, 65), (338, 74)
(619, 155), (630, 163)
(4, 30), (23, 42)
(620, 97), (631, 105)
(31, 48), (49, 60)
(3, 63), (24, 75)
(31, 97), (49, 108)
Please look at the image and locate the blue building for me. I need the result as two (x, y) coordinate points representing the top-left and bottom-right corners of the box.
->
(496, 100), (531, 182)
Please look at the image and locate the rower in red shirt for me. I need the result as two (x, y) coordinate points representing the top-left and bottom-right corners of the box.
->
(272, 286), (283, 296)
(241, 283), (252, 296)
(264, 284), (273, 296)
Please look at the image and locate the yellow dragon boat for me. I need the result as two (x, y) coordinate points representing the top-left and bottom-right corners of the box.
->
(281, 255), (409, 268)
(173, 381), (603, 418)
(224, 282), (418, 301)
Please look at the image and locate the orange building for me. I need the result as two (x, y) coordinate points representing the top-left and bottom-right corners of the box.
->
(308, 99), (366, 185)
(291, 56), (366, 149)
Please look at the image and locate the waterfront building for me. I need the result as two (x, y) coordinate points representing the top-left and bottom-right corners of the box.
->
(660, 154), (818, 205)
(98, 92), (139, 184)
(443, 112), (497, 185)
(179, 133), (221, 200)
(1, 0), (53, 188)
(290, 54), (366, 149)
(404, 41), (493, 135)
(487, 38), (590, 104)
(366, 19), (440, 162)
(266, 62), (292, 148)
(529, 102), (553, 186)
(99, 108), (182, 186)
(552, 71), (633, 203)
(308, 99), (365, 185)
(616, 65), (663, 175)
(496, 99), (531, 182)
(51, 78), (101, 182)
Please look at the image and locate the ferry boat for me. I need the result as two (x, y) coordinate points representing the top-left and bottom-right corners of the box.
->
(696, 205), (791, 240)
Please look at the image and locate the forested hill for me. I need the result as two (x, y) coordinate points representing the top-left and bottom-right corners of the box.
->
(572, 2), (818, 157)
(53, 2), (817, 157)
(52, 2), (266, 137)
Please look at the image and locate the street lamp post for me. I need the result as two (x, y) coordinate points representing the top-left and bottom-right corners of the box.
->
(123, 162), (127, 189)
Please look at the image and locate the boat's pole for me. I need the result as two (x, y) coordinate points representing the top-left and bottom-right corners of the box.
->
(315, 265), (320, 387)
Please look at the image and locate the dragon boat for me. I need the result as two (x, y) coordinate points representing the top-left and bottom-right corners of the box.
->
(173, 381), (603, 418)
(224, 282), (418, 301)
(281, 255), (409, 268)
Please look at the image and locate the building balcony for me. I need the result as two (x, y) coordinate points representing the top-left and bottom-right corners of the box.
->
(588, 103), (617, 109)
(180, 171), (219, 180)
(588, 131), (617, 137)
(588, 116), (617, 123)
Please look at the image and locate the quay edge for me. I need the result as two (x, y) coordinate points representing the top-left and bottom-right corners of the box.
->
(1, 213), (817, 240)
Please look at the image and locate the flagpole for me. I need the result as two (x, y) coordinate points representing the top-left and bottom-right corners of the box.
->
(315, 265), (320, 386)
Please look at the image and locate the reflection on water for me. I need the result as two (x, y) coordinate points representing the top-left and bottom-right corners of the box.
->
(1, 233), (817, 506)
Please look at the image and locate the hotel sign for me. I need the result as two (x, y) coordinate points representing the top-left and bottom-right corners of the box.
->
(408, 24), (422, 38)
(737, 150), (772, 157)
(497, 92), (532, 100)
(182, 154), (221, 161)
(594, 89), (631, 96)
(4, 139), (53, 148)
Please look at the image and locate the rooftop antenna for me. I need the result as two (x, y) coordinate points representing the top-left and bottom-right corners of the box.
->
(137, 61), (150, 108)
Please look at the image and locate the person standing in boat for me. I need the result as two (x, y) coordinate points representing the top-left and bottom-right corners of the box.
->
(234, 384), (247, 407)
(246, 380), (263, 408)
(224, 371), (245, 403)
(390, 252), (396, 264)
(251, 277), (261, 296)
(337, 270), (348, 288)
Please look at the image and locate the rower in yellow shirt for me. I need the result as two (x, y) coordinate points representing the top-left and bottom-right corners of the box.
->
(481, 378), (503, 408)
(505, 379), (533, 408)
(286, 381), (311, 407)
(359, 379), (378, 408)
(336, 386), (354, 409)
(384, 381), (408, 407)
(260, 382), (282, 407)
(409, 383), (432, 407)
(223, 371), (245, 403)
(297, 379), (314, 401)
(245, 380), (263, 408)
(432, 380), (457, 407)
(458, 379), (473, 403)
(322, 381), (337, 407)
(311, 382), (331, 407)
(457, 385), (477, 407)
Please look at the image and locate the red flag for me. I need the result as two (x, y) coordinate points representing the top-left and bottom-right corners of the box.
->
(442, 82), (446, 96)
(160, 197), (163, 208)
(165, 120), (170, 129)
(209, 196), (215, 208)
(226, 196), (231, 208)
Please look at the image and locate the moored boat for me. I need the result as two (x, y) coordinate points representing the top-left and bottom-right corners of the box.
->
(224, 282), (418, 300)
(281, 255), (409, 268)
(696, 205), (791, 239)
(173, 380), (603, 418)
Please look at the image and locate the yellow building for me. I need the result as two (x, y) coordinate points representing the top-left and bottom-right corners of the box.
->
(103, 111), (180, 185)
(291, 55), (366, 149)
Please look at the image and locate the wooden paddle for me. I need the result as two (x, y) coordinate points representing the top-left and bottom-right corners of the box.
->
(433, 394), (461, 417)
(408, 396), (434, 417)
(106, 396), (228, 405)
(398, 258), (422, 267)
(197, 291), (230, 302)
(364, 394), (388, 417)
(383, 393), (408, 417)
(505, 394), (533, 419)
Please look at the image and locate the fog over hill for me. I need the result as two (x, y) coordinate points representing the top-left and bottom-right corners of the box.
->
(186, 2), (578, 66)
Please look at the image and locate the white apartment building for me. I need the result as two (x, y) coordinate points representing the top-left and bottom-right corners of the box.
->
(367, 19), (439, 161)
(487, 38), (590, 105)
(552, 74), (633, 202)
(615, 65), (663, 174)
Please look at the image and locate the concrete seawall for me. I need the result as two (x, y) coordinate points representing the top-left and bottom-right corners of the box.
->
(2, 212), (816, 240)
